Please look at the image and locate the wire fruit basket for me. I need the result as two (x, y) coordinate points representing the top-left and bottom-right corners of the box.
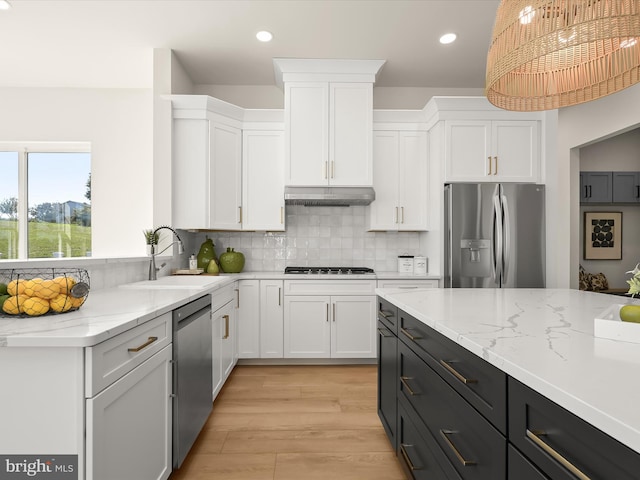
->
(0, 268), (90, 317)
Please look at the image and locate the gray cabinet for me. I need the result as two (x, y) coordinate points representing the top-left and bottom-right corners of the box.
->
(580, 171), (612, 203)
(612, 171), (640, 203)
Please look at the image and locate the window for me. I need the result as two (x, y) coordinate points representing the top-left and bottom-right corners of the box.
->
(0, 143), (91, 260)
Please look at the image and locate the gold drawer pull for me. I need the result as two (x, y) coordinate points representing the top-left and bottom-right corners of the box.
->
(400, 327), (421, 341)
(377, 328), (393, 338)
(223, 314), (230, 339)
(128, 336), (158, 353)
(400, 443), (421, 471)
(440, 360), (477, 384)
(526, 429), (591, 480)
(400, 376), (418, 396)
(440, 430), (476, 466)
(378, 309), (393, 319)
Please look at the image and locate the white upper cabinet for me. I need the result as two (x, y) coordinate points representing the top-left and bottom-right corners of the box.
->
(369, 129), (428, 231)
(242, 130), (285, 231)
(424, 96), (544, 184)
(444, 119), (539, 183)
(285, 82), (373, 186)
(275, 58), (385, 188)
(170, 96), (243, 230)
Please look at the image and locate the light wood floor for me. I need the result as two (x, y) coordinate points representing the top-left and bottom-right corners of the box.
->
(169, 364), (405, 480)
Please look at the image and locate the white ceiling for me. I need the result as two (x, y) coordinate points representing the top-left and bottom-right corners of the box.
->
(0, 0), (500, 90)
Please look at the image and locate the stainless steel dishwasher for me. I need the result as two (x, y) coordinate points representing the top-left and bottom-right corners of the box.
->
(172, 294), (213, 469)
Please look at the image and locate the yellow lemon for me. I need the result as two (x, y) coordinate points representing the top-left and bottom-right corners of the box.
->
(23, 278), (43, 297)
(69, 295), (86, 309)
(2, 295), (25, 314)
(620, 305), (640, 323)
(34, 279), (61, 300)
(50, 294), (72, 313)
(53, 276), (76, 295)
(7, 279), (26, 296)
(23, 297), (50, 316)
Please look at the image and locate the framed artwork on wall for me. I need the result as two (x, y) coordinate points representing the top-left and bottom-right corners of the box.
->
(584, 211), (622, 260)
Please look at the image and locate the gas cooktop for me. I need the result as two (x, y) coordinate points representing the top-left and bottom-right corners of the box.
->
(284, 266), (375, 275)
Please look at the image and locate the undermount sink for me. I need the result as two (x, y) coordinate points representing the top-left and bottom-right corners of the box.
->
(121, 275), (227, 290)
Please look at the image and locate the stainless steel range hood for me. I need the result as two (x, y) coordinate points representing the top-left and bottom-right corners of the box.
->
(284, 186), (375, 206)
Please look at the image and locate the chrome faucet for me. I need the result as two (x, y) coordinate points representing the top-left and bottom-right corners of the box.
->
(149, 226), (185, 280)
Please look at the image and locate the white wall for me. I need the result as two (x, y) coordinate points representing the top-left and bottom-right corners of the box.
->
(0, 87), (153, 257)
(554, 83), (640, 288)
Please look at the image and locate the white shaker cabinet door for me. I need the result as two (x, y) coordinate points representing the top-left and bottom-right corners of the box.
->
(210, 122), (243, 230)
(284, 295), (331, 358)
(444, 120), (492, 181)
(220, 300), (236, 380)
(260, 280), (284, 358)
(86, 345), (172, 480)
(369, 131), (400, 230)
(236, 279), (260, 359)
(331, 295), (377, 358)
(243, 130), (285, 231)
(398, 130), (428, 231)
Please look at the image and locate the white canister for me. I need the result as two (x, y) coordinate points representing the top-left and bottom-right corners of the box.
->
(398, 255), (414, 275)
(414, 256), (428, 276)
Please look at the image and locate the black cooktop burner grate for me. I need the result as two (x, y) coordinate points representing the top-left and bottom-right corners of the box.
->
(284, 266), (375, 275)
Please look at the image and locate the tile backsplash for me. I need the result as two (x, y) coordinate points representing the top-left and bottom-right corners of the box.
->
(186, 205), (423, 272)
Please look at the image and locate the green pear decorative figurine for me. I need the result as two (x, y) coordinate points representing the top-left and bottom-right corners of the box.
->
(196, 238), (217, 270)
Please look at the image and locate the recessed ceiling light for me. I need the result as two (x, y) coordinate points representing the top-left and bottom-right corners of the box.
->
(0, 0), (12, 10)
(439, 33), (457, 45)
(256, 31), (273, 42)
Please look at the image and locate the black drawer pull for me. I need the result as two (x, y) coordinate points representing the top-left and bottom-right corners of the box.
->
(440, 359), (477, 384)
(378, 309), (393, 319)
(526, 429), (591, 480)
(400, 327), (421, 340)
(400, 443), (421, 471)
(377, 328), (393, 338)
(440, 430), (476, 466)
(400, 376), (418, 396)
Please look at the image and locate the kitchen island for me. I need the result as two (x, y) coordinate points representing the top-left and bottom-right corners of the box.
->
(377, 287), (640, 479)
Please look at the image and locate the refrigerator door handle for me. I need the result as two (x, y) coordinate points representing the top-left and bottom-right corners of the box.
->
(492, 192), (503, 284)
(501, 194), (511, 284)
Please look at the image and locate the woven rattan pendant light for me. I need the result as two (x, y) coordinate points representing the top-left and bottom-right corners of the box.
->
(486, 0), (640, 111)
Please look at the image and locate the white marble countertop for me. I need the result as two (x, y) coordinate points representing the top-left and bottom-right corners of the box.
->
(376, 287), (640, 454)
(0, 276), (234, 348)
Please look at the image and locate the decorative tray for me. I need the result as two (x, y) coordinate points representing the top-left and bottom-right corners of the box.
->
(594, 303), (640, 344)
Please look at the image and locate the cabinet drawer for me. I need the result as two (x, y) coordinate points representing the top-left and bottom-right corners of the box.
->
(399, 341), (506, 480)
(213, 283), (236, 311)
(377, 279), (438, 289)
(284, 279), (376, 296)
(377, 296), (398, 334)
(508, 445), (549, 480)
(85, 313), (172, 397)
(399, 309), (507, 433)
(398, 396), (462, 480)
(509, 377), (640, 480)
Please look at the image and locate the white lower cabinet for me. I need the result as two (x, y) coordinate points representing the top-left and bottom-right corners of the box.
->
(236, 279), (260, 358)
(212, 287), (236, 399)
(86, 345), (172, 480)
(284, 292), (376, 359)
(260, 280), (284, 358)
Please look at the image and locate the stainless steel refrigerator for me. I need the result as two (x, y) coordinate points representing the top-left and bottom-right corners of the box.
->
(444, 183), (545, 288)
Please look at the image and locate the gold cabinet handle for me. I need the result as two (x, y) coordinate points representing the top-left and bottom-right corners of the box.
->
(223, 314), (230, 339)
(128, 336), (158, 353)
(400, 444), (421, 471)
(401, 206), (404, 224)
(280, 206), (284, 224)
(400, 327), (421, 341)
(440, 359), (477, 384)
(235, 288), (239, 308)
(238, 206), (242, 223)
(326, 303), (329, 322)
(377, 327), (393, 338)
(278, 287), (281, 306)
(487, 156), (492, 175)
(324, 161), (328, 179)
(440, 430), (476, 466)
(493, 156), (498, 175)
(332, 303), (336, 322)
(331, 160), (335, 178)
(395, 206), (399, 224)
(526, 429), (591, 480)
(378, 309), (392, 319)
(400, 376), (418, 396)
